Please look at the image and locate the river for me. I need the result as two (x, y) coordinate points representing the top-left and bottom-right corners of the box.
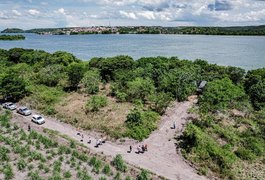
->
(1, 33), (265, 70)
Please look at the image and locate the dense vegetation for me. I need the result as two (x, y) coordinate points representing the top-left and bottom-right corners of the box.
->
(3, 25), (265, 35)
(0, 110), (151, 180)
(0, 48), (264, 178)
(0, 35), (25, 41)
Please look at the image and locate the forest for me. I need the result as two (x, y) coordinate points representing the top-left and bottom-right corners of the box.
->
(0, 35), (25, 41)
(0, 48), (264, 179)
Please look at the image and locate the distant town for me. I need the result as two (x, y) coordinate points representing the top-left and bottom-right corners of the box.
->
(2, 25), (265, 36)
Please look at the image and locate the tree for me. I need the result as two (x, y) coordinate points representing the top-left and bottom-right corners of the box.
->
(36, 64), (67, 87)
(248, 79), (265, 110)
(81, 70), (101, 94)
(0, 72), (28, 101)
(148, 92), (173, 114)
(199, 78), (246, 112)
(159, 69), (197, 101)
(67, 62), (86, 89)
(46, 51), (80, 66)
(126, 78), (155, 102)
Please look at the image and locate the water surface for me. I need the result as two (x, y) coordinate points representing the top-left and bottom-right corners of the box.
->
(1, 33), (265, 70)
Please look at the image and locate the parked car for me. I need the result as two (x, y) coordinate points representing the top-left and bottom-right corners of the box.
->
(31, 115), (45, 125)
(3, 102), (17, 110)
(17, 107), (32, 116)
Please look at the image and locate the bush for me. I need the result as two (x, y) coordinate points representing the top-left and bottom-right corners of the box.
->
(102, 164), (111, 175)
(82, 70), (101, 94)
(137, 169), (150, 180)
(199, 78), (246, 112)
(112, 154), (127, 172)
(17, 159), (27, 171)
(3, 164), (14, 180)
(86, 95), (107, 112)
(63, 171), (72, 178)
(126, 109), (159, 140)
(235, 148), (256, 160)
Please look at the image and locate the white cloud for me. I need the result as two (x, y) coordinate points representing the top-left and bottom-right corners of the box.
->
(28, 9), (40, 16)
(55, 8), (66, 15)
(137, 11), (155, 20)
(12, 10), (22, 16)
(119, 10), (137, 19)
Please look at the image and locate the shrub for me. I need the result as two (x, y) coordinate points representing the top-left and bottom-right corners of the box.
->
(85, 95), (107, 112)
(137, 169), (150, 180)
(235, 148), (256, 161)
(102, 164), (111, 175)
(63, 171), (72, 178)
(82, 70), (101, 94)
(28, 171), (43, 180)
(112, 154), (127, 172)
(17, 159), (27, 171)
(114, 172), (122, 180)
(3, 164), (14, 180)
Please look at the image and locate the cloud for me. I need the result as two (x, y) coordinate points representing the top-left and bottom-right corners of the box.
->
(119, 10), (137, 19)
(12, 10), (22, 16)
(28, 9), (40, 15)
(55, 8), (66, 15)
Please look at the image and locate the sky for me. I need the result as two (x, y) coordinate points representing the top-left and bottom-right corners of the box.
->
(1, 0), (265, 30)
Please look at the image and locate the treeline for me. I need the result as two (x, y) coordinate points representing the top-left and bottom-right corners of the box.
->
(0, 35), (25, 40)
(3, 25), (265, 35)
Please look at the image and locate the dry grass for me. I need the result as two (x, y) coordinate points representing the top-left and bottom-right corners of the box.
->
(55, 91), (133, 137)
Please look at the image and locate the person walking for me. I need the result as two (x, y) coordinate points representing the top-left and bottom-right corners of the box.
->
(129, 145), (132, 153)
(87, 137), (91, 144)
(173, 121), (176, 129)
(28, 124), (31, 131)
(144, 144), (148, 151)
(81, 134), (84, 142)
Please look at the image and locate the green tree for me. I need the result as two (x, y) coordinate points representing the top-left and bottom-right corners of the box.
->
(36, 64), (67, 87)
(47, 51), (80, 66)
(127, 78), (155, 102)
(82, 70), (101, 94)
(148, 92), (173, 114)
(248, 79), (265, 110)
(199, 78), (246, 112)
(159, 69), (197, 101)
(67, 62), (86, 89)
(0, 72), (28, 100)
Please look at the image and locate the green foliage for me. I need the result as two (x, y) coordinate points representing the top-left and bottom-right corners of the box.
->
(28, 171), (43, 180)
(126, 108), (159, 140)
(137, 169), (150, 180)
(86, 95), (107, 112)
(36, 64), (67, 87)
(112, 154), (127, 172)
(47, 51), (80, 66)
(0, 35), (25, 40)
(159, 68), (197, 101)
(17, 159), (27, 171)
(63, 171), (72, 178)
(102, 164), (111, 175)
(89, 55), (135, 81)
(148, 92), (173, 114)
(248, 79), (265, 110)
(82, 70), (101, 94)
(126, 77), (155, 102)
(3, 164), (14, 180)
(67, 62), (86, 88)
(0, 71), (28, 100)
(199, 78), (246, 112)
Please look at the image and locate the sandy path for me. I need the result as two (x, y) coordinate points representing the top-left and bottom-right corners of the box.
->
(11, 100), (206, 180)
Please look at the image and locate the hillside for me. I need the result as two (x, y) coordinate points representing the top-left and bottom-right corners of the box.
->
(0, 48), (264, 179)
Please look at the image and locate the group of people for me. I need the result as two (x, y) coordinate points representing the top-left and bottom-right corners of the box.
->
(76, 128), (106, 148)
(128, 144), (148, 154)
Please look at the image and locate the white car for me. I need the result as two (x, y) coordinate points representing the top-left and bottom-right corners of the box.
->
(17, 107), (32, 116)
(3, 102), (17, 110)
(31, 115), (45, 125)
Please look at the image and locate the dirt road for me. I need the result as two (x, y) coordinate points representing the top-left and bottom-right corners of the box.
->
(11, 101), (206, 180)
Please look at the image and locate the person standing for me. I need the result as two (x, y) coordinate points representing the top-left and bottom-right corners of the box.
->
(129, 145), (132, 153)
(28, 124), (31, 131)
